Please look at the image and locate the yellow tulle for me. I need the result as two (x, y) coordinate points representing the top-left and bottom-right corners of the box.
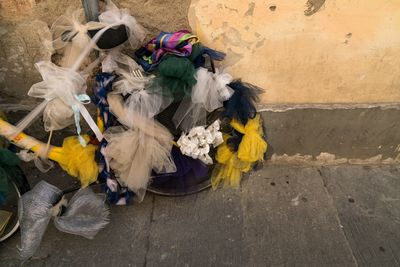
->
(96, 108), (105, 133)
(231, 115), (268, 163)
(211, 115), (267, 189)
(0, 118), (98, 187)
(49, 135), (98, 187)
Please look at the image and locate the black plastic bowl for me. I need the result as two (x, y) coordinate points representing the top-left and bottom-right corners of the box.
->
(147, 102), (225, 196)
(87, 25), (128, 50)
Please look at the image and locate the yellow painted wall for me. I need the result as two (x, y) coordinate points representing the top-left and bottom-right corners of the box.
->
(189, 0), (400, 104)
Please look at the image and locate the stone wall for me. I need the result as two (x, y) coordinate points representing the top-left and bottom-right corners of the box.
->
(3, 0), (399, 106)
(189, 0), (400, 104)
(1, 0), (399, 160)
(0, 0), (191, 104)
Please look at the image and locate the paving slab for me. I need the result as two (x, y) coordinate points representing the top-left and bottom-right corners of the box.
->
(241, 166), (356, 266)
(320, 165), (400, 267)
(0, 191), (153, 267)
(2, 165), (399, 266)
(146, 190), (245, 267)
(0, 160), (153, 267)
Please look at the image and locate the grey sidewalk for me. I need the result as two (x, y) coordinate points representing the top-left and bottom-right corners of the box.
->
(1, 164), (399, 266)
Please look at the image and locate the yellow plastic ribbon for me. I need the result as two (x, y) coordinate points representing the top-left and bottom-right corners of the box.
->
(211, 114), (267, 189)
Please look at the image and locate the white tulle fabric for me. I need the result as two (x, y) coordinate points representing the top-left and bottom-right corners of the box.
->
(17, 61), (87, 133)
(103, 50), (172, 118)
(51, 1), (146, 68)
(17, 149), (55, 173)
(104, 50), (150, 95)
(104, 95), (176, 202)
(15, 1), (146, 140)
(101, 49), (143, 74)
(177, 120), (224, 164)
(124, 87), (172, 119)
(71, 0), (146, 71)
(91, 1), (146, 49)
(51, 9), (102, 68)
(173, 67), (234, 131)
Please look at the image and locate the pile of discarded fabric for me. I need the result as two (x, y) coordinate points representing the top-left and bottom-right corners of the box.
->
(0, 0), (268, 203)
(0, 1), (268, 259)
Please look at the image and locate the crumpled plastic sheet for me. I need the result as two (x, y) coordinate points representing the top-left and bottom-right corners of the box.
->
(53, 187), (110, 239)
(18, 181), (110, 260)
(18, 180), (62, 260)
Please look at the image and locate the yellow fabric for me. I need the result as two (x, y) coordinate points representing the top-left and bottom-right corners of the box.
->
(211, 115), (267, 190)
(96, 108), (105, 133)
(231, 115), (268, 163)
(211, 139), (252, 189)
(0, 118), (97, 187)
(49, 135), (98, 187)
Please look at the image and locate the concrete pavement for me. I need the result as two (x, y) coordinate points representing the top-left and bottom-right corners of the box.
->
(1, 164), (399, 266)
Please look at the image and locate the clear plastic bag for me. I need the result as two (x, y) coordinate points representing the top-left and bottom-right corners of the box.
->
(18, 181), (62, 260)
(53, 188), (110, 239)
(18, 181), (110, 260)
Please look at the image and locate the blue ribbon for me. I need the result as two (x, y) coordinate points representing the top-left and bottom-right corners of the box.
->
(72, 94), (92, 147)
(93, 73), (134, 205)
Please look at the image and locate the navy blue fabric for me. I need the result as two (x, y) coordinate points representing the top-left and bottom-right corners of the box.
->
(93, 73), (135, 205)
(223, 80), (263, 125)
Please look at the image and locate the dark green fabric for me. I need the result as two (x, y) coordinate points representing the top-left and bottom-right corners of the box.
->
(157, 56), (197, 101)
(187, 43), (204, 62)
(0, 148), (21, 204)
(0, 111), (9, 149)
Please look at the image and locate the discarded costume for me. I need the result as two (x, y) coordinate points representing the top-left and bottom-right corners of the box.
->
(0, 0), (269, 217)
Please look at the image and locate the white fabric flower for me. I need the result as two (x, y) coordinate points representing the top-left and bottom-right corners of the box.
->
(177, 120), (223, 164)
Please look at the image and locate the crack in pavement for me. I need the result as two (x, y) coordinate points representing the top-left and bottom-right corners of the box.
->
(142, 194), (156, 267)
(317, 166), (359, 267)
